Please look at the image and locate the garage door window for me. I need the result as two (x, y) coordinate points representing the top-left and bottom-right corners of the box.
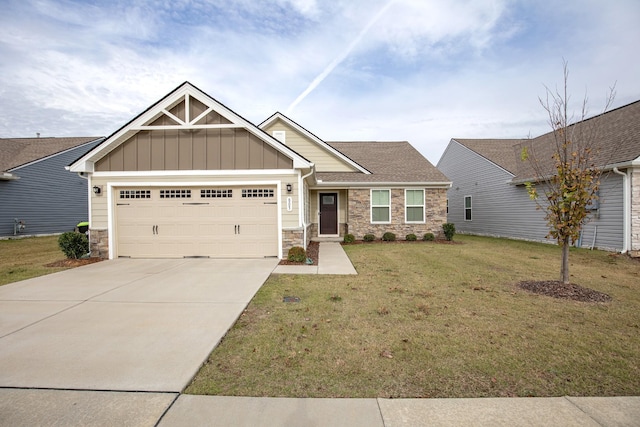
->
(242, 189), (274, 198)
(201, 189), (233, 198)
(160, 189), (191, 198)
(120, 190), (151, 199)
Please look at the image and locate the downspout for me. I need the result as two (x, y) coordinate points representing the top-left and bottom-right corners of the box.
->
(613, 167), (630, 253)
(77, 172), (92, 257)
(300, 163), (315, 250)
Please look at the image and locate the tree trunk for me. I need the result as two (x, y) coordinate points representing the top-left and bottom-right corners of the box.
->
(561, 238), (570, 284)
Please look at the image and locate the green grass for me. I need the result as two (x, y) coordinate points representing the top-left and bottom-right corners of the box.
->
(186, 235), (640, 398)
(0, 236), (69, 285)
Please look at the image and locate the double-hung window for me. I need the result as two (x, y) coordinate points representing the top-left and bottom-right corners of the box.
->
(464, 196), (472, 221)
(371, 189), (391, 223)
(405, 189), (425, 223)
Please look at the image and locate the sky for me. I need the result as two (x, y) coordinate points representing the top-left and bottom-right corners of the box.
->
(1, 0), (639, 163)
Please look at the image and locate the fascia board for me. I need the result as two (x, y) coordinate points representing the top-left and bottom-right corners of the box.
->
(312, 181), (452, 188)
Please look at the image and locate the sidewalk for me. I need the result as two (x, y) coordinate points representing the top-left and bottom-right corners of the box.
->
(272, 241), (358, 275)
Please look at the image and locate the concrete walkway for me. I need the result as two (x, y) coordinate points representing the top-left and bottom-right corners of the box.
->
(272, 242), (358, 275)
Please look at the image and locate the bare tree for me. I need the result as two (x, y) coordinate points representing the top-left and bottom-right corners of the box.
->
(521, 61), (616, 284)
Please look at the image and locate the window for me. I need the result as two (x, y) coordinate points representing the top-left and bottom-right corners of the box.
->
(405, 189), (425, 223)
(119, 190), (151, 199)
(201, 189), (232, 198)
(464, 196), (472, 221)
(371, 189), (391, 223)
(242, 188), (275, 198)
(160, 189), (191, 198)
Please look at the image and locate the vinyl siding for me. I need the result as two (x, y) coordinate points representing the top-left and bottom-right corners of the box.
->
(438, 140), (624, 251)
(0, 140), (102, 237)
(90, 173), (300, 230)
(263, 121), (357, 172)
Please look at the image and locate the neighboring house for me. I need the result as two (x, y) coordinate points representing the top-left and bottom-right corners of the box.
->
(68, 82), (450, 259)
(437, 100), (640, 255)
(0, 136), (104, 237)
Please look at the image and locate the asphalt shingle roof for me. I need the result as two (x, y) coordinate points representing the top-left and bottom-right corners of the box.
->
(0, 137), (103, 172)
(317, 141), (450, 184)
(452, 138), (528, 174)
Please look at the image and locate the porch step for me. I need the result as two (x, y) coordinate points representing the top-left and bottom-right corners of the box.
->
(311, 237), (343, 243)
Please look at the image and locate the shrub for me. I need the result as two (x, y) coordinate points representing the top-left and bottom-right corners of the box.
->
(382, 232), (396, 242)
(363, 234), (376, 242)
(343, 233), (355, 244)
(423, 232), (435, 241)
(288, 246), (306, 262)
(443, 223), (456, 241)
(58, 232), (89, 259)
(406, 233), (417, 241)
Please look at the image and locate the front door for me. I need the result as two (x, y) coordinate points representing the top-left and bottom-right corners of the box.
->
(319, 192), (338, 235)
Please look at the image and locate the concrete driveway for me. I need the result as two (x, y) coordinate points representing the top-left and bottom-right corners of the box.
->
(0, 258), (278, 393)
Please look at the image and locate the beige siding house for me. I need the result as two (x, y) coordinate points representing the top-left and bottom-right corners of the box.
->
(69, 82), (450, 259)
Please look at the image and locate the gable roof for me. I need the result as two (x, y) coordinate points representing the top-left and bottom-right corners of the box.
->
(512, 100), (640, 181)
(1, 137), (103, 179)
(69, 82), (312, 173)
(259, 112), (370, 174)
(451, 138), (527, 175)
(316, 141), (450, 185)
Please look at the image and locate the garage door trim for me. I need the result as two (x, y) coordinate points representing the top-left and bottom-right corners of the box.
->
(106, 180), (283, 259)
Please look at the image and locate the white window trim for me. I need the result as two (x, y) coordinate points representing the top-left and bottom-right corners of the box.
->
(404, 189), (425, 223)
(370, 189), (391, 224)
(464, 195), (472, 221)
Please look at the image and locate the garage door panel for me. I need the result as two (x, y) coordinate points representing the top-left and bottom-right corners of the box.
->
(116, 186), (278, 259)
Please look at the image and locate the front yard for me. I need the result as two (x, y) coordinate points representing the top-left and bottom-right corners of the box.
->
(187, 235), (640, 398)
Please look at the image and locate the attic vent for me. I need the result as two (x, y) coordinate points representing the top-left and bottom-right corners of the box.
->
(272, 131), (286, 144)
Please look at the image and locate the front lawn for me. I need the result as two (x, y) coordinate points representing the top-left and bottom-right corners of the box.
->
(186, 235), (640, 398)
(0, 236), (70, 285)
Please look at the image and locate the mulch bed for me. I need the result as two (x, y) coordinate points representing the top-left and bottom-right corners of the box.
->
(517, 280), (612, 303)
(45, 258), (104, 268)
(278, 241), (319, 265)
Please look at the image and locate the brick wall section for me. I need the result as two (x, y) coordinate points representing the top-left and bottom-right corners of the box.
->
(347, 188), (448, 240)
(631, 169), (640, 254)
(89, 229), (109, 259)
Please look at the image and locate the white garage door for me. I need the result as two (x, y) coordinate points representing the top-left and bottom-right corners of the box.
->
(115, 186), (278, 258)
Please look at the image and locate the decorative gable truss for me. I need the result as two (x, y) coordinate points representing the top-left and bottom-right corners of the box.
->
(69, 82), (311, 173)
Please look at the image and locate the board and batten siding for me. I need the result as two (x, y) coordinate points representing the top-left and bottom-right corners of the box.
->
(0, 140), (102, 237)
(262, 121), (356, 173)
(90, 173), (300, 230)
(95, 128), (293, 172)
(438, 140), (624, 251)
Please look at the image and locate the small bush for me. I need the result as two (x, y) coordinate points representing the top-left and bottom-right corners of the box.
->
(382, 232), (396, 242)
(443, 223), (456, 241)
(363, 234), (376, 242)
(58, 232), (89, 259)
(423, 232), (435, 241)
(343, 233), (355, 243)
(288, 246), (306, 262)
(406, 233), (417, 241)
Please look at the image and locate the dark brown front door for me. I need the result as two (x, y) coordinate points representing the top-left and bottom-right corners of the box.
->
(319, 193), (338, 235)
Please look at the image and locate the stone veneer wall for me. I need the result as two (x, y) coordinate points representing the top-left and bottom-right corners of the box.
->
(282, 226), (311, 256)
(631, 168), (640, 255)
(347, 188), (448, 240)
(89, 229), (109, 259)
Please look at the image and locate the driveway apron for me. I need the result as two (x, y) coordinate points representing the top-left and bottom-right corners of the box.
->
(0, 258), (277, 392)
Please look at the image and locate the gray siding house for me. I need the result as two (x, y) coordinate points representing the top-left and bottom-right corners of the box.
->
(437, 100), (640, 255)
(0, 137), (104, 237)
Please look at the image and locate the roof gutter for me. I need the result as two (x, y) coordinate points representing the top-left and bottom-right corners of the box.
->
(312, 181), (452, 188)
(1, 172), (18, 181)
(612, 167), (631, 254)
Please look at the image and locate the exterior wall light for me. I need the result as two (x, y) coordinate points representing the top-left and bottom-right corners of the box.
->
(93, 185), (102, 195)
(286, 183), (292, 193)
